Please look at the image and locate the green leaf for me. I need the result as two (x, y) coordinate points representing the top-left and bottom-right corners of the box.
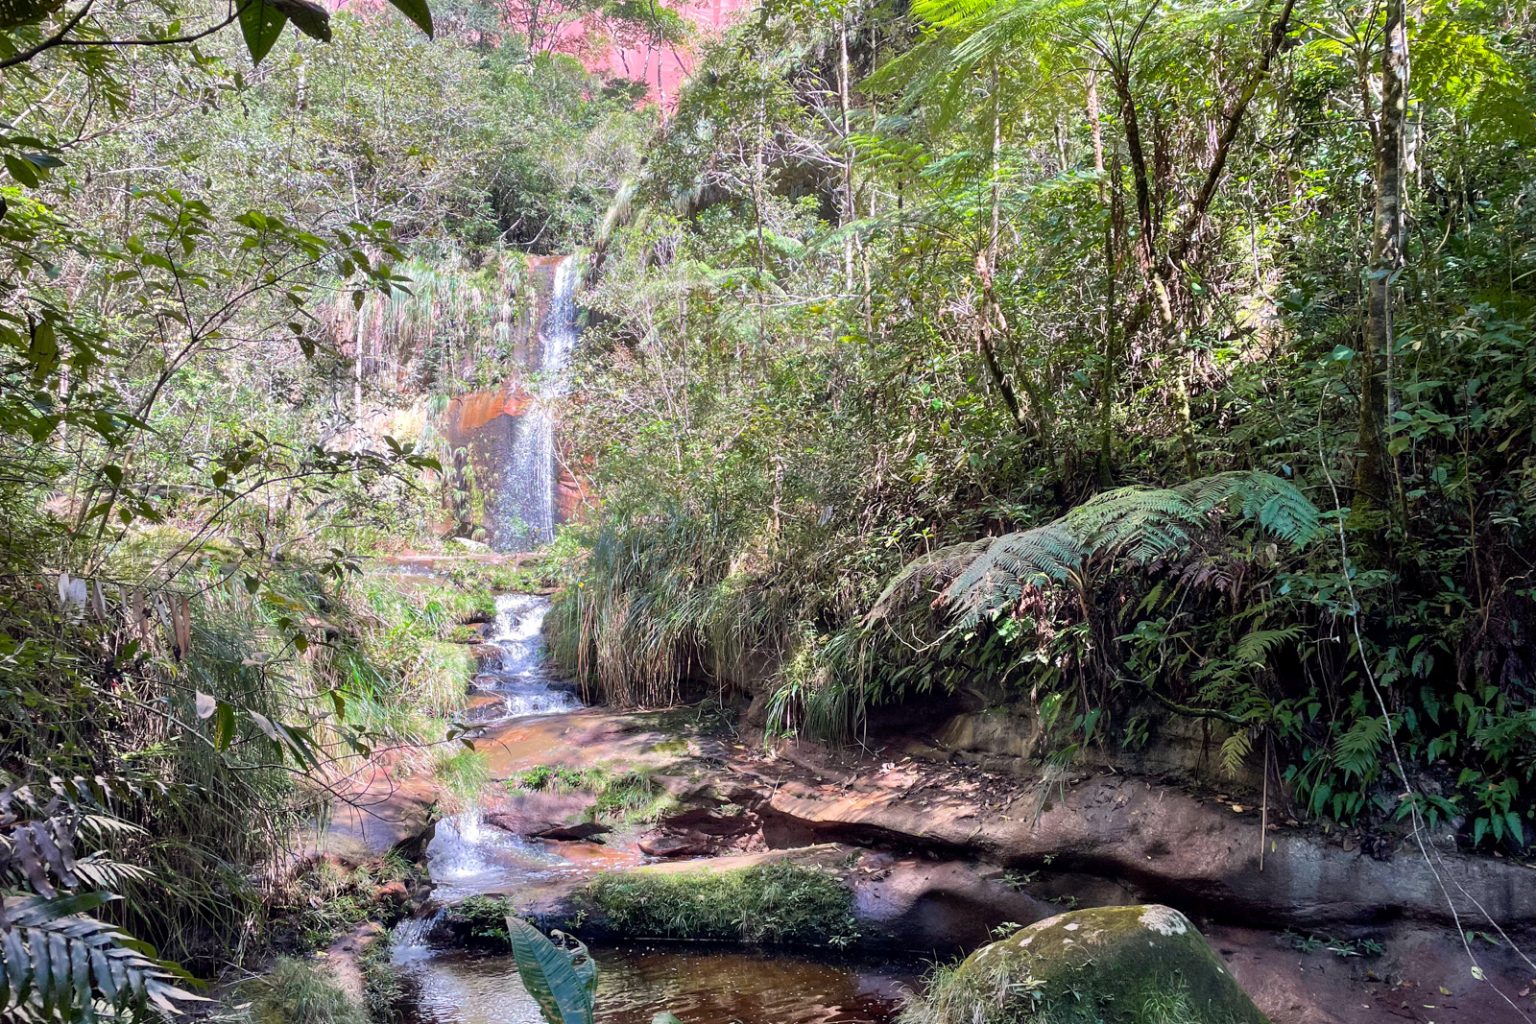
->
(214, 703), (236, 750)
(272, 0), (330, 41)
(383, 0), (433, 37)
(505, 918), (596, 1024)
(239, 0), (288, 63)
(4, 154), (39, 187)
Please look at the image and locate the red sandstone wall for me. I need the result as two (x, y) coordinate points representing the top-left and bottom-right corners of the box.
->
(335, 0), (756, 106)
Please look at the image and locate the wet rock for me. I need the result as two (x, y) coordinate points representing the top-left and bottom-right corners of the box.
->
(638, 833), (714, 857)
(761, 765), (1536, 932)
(904, 904), (1267, 1024)
(534, 821), (611, 842)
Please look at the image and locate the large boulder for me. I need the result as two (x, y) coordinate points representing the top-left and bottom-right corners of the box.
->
(907, 904), (1267, 1024)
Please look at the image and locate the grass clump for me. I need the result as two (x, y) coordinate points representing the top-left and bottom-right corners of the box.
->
(435, 748), (492, 808)
(580, 862), (859, 947)
(443, 895), (516, 946)
(247, 958), (368, 1024)
(510, 764), (678, 824)
(358, 936), (402, 1023)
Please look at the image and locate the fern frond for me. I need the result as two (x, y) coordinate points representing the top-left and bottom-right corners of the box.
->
(1334, 716), (1389, 783)
(1219, 731), (1254, 778)
(1230, 626), (1305, 666)
(864, 537), (990, 625)
(941, 523), (1083, 629)
(870, 471), (1320, 632)
(0, 892), (202, 1020)
(1175, 471), (1320, 546)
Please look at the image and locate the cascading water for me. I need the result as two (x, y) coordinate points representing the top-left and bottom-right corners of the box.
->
(499, 256), (580, 550)
(425, 593), (580, 899)
(475, 594), (580, 718)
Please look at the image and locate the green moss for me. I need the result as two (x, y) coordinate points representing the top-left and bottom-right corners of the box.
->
(902, 905), (1267, 1024)
(578, 862), (859, 947)
(246, 958), (368, 1024)
(509, 764), (679, 824)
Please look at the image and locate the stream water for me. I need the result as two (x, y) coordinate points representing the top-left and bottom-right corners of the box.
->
(400, 259), (909, 1024)
(401, 590), (910, 1024)
(398, 946), (911, 1024)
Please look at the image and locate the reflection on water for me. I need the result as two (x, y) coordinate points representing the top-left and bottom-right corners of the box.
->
(401, 946), (911, 1024)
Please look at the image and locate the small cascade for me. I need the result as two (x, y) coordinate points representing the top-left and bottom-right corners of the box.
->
(390, 908), (447, 964)
(425, 807), (563, 901)
(498, 257), (580, 550)
(471, 594), (580, 719)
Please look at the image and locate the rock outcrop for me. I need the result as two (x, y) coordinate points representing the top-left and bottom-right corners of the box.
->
(904, 904), (1268, 1024)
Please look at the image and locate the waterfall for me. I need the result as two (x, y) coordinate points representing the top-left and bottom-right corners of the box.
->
(499, 256), (579, 550)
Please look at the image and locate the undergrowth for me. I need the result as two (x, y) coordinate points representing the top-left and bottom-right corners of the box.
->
(509, 764), (679, 824)
(245, 958), (368, 1024)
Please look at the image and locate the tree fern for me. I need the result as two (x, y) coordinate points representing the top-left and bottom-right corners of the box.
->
(871, 471), (1320, 627)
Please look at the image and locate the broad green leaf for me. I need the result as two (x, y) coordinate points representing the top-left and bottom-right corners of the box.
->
(239, 0), (288, 63)
(384, 0), (433, 37)
(272, 0), (330, 41)
(505, 917), (596, 1024)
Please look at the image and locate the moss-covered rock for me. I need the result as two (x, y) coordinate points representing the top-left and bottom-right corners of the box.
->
(905, 904), (1267, 1024)
(571, 862), (860, 947)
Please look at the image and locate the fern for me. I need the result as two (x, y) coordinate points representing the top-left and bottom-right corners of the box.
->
(1219, 731), (1254, 778)
(1334, 716), (1389, 783)
(871, 471), (1321, 627)
(1230, 626), (1305, 666)
(0, 892), (200, 1020)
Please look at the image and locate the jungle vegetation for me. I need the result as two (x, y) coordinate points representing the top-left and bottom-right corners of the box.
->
(549, 0), (1536, 861)
(1, 0), (1534, 1019)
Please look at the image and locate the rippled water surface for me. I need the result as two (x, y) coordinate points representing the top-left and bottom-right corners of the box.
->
(400, 947), (911, 1024)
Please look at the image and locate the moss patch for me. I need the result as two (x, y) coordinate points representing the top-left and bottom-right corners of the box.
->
(509, 764), (679, 824)
(902, 905), (1267, 1024)
(576, 862), (859, 947)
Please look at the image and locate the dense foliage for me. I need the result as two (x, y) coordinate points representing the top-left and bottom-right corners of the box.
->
(550, 0), (1536, 856)
(0, 0), (646, 1017)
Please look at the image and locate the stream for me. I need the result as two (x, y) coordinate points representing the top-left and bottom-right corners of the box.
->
(398, 591), (912, 1024)
(395, 257), (912, 1024)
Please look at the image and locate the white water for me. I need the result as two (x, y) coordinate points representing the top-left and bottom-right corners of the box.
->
(471, 594), (580, 718)
(502, 256), (580, 550)
(424, 808), (562, 902)
(426, 593), (581, 901)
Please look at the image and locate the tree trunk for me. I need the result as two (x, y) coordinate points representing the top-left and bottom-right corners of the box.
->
(1356, 0), (1408, 516)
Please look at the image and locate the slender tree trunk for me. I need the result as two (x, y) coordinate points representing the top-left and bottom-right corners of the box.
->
(1090, 70), (1119, 482)
(1356, 0), (1408, 516)
(977, 62), (1025, 430)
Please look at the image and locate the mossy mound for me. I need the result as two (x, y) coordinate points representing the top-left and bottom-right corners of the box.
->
(574, 862), (860, 947)
(906, 905), (1267, 1024)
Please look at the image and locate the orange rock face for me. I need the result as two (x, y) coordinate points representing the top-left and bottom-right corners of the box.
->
(447, 385), (532, 438)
